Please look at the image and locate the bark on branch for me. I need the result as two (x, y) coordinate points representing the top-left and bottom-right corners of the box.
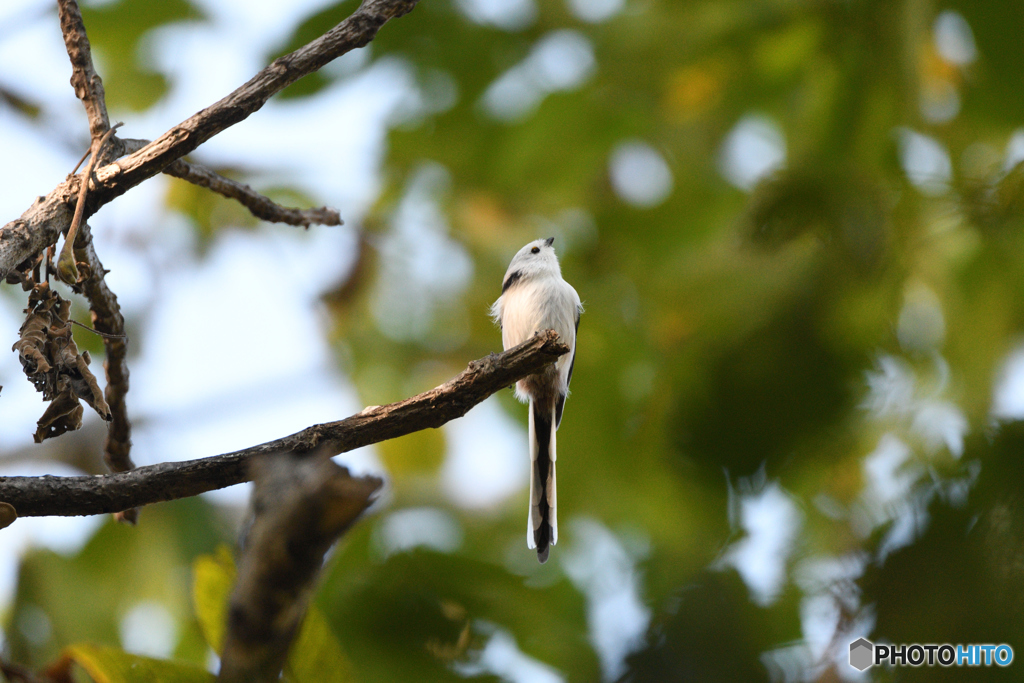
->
(0, 0), (418, 278)
(0, 331), (569, 518)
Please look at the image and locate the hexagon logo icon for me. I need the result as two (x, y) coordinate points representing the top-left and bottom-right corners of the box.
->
(849, 638), (874, 671)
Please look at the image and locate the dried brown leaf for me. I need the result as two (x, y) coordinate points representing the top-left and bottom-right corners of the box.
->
(15, 283), (112, 442)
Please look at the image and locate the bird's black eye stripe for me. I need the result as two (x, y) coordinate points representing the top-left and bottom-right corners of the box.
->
(502, 270), (522, 293)
(531, 246), (540, 254)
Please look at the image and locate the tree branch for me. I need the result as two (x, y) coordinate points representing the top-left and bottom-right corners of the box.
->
(72, 226), (135, 475)
(114, 138), (342, 227)
(0, 0), (419, 278)
(55, 0), (136, 513)
(56, 124), (120, 284)
(91, 0), (419, 199)
(163, 159), (343, 228)
(0, 331), (569, 518)
(218, 453), (379, 683)
(57, 0), (109, 138)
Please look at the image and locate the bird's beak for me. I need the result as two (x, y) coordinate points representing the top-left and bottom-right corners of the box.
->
(545, 237), (555, 247)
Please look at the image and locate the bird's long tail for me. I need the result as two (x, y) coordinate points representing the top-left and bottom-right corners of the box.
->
(528, 397), (557, 563)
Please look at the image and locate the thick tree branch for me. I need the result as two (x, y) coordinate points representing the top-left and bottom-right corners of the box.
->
(0, 0), (418, 278)
(218, 453), (379, 683)
(0, 331), (569, 518)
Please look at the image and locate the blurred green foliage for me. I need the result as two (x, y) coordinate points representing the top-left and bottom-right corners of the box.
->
(6, 0), (1024, 681)
(79, 0), (202, 111)
(58, 643), (215, 683)
(191, 546), (355, 683)
(5, 499), (223, 668)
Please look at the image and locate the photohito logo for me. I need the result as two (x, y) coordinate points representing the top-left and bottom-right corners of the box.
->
(849, 638), (1014, 670)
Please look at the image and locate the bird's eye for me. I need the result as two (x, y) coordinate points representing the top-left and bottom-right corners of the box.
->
(531, 247), (540, 254)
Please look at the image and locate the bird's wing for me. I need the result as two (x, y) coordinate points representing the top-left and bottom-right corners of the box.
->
(555, 309), (579, 429)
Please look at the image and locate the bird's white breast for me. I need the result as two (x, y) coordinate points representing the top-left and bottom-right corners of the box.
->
(500, 276), (579, 390)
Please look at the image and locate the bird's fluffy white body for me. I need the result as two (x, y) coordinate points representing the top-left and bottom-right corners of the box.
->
(498, 276), (579, 399)
(491, 237), (581, 563)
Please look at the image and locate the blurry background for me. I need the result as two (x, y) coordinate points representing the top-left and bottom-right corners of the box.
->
(2, 0), (1024, 680)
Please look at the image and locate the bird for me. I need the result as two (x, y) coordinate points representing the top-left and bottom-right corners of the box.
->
(491, 237), (582, 563)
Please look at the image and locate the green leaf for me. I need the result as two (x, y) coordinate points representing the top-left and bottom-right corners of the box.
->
(190, 546), (236, 655)
(64, 643), (215, 683)
(285, 604), (356, 683)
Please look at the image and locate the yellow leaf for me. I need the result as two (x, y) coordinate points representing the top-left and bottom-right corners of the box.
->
(662, 61), (728, 124)
(64, 643), (214, 683)
(191, 546), (236, 654)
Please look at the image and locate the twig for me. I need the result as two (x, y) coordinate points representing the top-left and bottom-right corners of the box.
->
(118, 137), (342, 227)
(218, 453), (380, 683)
(0, 331), (569, 517)
(69, 146), (91, 177)
(56, 124), (120, 284)
(57, 0), (109, 138)
(163, 160), (343, 228)
(0, 0), (419, 279)
(66, 318), (128, 340)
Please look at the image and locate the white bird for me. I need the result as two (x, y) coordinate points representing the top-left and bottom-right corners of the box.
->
(491, 237), (582, 563)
